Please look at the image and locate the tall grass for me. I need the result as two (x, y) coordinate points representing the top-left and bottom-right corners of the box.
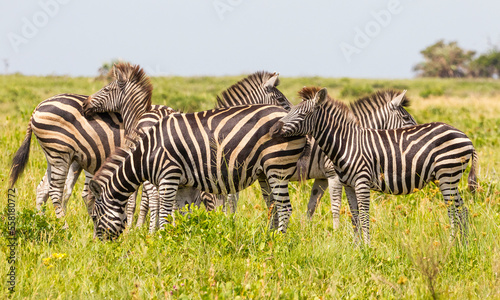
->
(1, 74), (499, 298)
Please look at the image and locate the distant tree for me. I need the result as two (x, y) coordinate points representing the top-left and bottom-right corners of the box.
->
(413, 40), (476, 78)
(98, 59), (127, 79)
(469, 48), (500, 78)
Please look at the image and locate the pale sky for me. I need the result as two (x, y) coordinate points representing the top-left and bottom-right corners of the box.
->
(1, 0), (499, 78)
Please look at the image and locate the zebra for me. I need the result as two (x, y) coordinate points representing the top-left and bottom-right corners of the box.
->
(89, 104), (307, 240)
(7, 92), (193, 222)
(9, 94), (127, 218)
(216, 81), (417, 228)
(82, 67), (293, 219)
(270, 87), (478, 244)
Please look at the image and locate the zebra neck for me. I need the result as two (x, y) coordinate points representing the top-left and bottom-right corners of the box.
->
(122, 105), (146, 134)
(101, 142), (147, 202)
(312, 106), (361, 171)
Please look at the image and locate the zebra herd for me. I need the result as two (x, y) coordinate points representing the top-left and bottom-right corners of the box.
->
(9, 63), (478, 244)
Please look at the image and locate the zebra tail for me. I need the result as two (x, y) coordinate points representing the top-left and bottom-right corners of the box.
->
(468, 149), (479, 193)
(9, 118), (33, 188)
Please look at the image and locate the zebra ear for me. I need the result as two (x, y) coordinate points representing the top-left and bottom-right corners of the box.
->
(113, 65), (127, 87)
(391, 90), (407, 107)
(89, 180), (102, 200)
(314, 88), (328, 106)
(264, 72), (280, 89)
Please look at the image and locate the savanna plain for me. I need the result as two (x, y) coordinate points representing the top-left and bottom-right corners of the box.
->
(1, 74), (499, 299)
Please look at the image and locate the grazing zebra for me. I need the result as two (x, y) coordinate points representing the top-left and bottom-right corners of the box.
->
(89, 104), (307, 240)
(216, 80), (417, 228)
(270, 87), (478, 244)
(7, 92), (193, 222)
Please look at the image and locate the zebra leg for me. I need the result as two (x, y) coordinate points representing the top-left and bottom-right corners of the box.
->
(48, 156), (70, 218)
(227, 193), (239, 214)
(438, 179), (469, 243)
(329, 176), (344, 230)
(81, 171), (92, 211)
(345, 186), (361, 242)
(126, 191), (138, 227)
(200, 192), (214, 211)
(61, 162), (82, 213)
(146, 183), (160, 233)
(157, 177), (180, 229)
(258, 179), (279, 230)
(136, 184), (150, 228)
(137, 181), (160, 230)
(36, 171), (50, 212)
(354, 181), (372, 245)
(202, 193), (226, 211)
(306, 179), (328, 219)
(267, 177), (292, 233)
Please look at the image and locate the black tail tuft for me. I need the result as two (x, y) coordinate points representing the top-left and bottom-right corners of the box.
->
(9, 121), (33, 188)
(468, 149), (479, 193)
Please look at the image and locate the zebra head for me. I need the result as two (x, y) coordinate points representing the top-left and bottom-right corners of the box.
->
(216, 71), (292, 111)
(270, 87), (328, 138)
(83, 63), (153, 133)
(386, 90), (417, 127)
(351, 89), (417, 129)
(89, 179), (128, 241)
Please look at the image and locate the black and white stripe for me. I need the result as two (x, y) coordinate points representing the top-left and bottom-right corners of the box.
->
(8, 94), (190, 224)
(90, 104), (307, 240)
(83, 69), (295, 219)
(270, 87), (478, 244)
(217, 80), (417, 228)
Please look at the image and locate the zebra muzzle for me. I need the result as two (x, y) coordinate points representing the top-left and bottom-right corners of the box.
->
(82, 96), (94, 116)
(269, 121), (284, 138)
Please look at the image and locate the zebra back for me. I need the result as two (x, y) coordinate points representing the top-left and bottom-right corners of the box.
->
(30, 94), (126, 174)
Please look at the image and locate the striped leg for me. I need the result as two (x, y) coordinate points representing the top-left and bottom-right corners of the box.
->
(36, 171), (50, 212)
(345, 186), (361, 242)
(147, 187), (160, 232)
(227, 193), (239, 214)
(329, 176), (344, 229)
(126, 191), (138, 227)
(306, 179), (328, 219)
(438, 178), (469, 242)
(136, 181), (159, 231)
(268, 177), (292, 233)
(82, 171), (94, 215)
(136, 185), (149, 228)
(355, 180), (372, 245)
(258, 178), (280, 229)
(47, 158), (72, 218)
(61, 162), (83, 213)
(157, 176), (180, 229)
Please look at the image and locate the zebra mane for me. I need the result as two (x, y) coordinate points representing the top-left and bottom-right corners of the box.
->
(113, 62), (153, 111)
(298, 86), (359, 125)
(298, 86), (323, 100)
(350, 89), (410, 111)
(216, 71), (283, 108)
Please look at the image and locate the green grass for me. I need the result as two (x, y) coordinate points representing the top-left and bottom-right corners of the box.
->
(1, 74), (500, 299)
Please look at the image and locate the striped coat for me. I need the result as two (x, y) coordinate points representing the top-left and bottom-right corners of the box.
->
(271, 87), (478, 244)
(90, 104), (306, 240)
